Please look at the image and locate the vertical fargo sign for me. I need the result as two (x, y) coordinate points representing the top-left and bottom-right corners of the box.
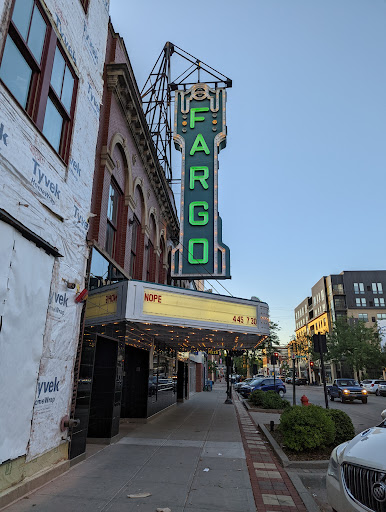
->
(172, 84), (230, 279)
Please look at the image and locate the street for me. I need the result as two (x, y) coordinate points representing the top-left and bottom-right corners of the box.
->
(287, 385), (386, 433)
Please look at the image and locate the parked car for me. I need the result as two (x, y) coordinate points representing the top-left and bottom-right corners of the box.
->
(361, 379), (386, 396)
(378, 382), (386, 397)
(295, 378), (308, 386)
(328, 378), (368, 403)
(239, 377), (286, 399)
(326, 408), (386, 512)
(234, 378), (253, 391)
(285, 377), (293, 384)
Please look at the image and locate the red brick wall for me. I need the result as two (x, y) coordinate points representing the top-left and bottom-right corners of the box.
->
(196, 363), (203, 393)
(89, 23), (173, 281)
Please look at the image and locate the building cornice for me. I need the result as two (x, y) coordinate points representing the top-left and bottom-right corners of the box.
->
(106, 63), (179, 243)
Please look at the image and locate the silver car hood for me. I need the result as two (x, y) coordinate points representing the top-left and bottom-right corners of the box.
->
(339, 426), (386, 471)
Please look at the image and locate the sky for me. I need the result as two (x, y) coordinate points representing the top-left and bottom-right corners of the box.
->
(109, 0), (386, 346)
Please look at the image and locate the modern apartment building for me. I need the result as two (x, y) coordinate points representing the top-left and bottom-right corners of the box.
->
(294, 270), (386, 381)
(295, 271), (386, 339)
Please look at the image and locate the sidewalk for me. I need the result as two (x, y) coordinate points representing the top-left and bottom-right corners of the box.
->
(4, 384), (308, 512)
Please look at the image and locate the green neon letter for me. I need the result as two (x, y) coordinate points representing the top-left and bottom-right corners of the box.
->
(188, 238), (209, 264)
(190, 107), (209, 128)
(189, 201), (209, 225)
(190, 166), (209, 190)
(190, 134), (210, 155)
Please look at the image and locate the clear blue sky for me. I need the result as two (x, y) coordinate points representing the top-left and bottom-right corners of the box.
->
(110, 0), (386, 345)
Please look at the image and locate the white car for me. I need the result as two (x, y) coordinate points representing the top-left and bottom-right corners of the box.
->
(361, 379), (386, 396)
(327, 409), (386, 512)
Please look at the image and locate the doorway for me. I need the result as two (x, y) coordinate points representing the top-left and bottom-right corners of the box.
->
(88, 336), (122, 439)
(120, 345), (149, 418)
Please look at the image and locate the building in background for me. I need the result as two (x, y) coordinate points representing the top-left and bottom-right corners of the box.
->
(293, 270), (386, 382)
(0, 0), (109, 505)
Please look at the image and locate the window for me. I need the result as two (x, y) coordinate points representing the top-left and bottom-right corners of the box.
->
(0, 0), (77, 162)
(374, 298), (385, 307)
(354, 283), (364, 294)
(356, 298), (366, 307)
(372, 283), (383, 294)
(372, 317), (376, 322)
(130, 216), (141, 278)
(358, 314), (368, 322)
(105, 182), (120, 257)
(146, 241), (154, 282)
(377, 314), (386, 320)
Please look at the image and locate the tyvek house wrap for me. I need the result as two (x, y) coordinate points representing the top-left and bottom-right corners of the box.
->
(0, 222), (54, 464)
(0, 0), (109, 463)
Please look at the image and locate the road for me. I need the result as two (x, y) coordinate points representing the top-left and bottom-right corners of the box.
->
(284, 386), (386, 511)
(286, 385), (386, 433)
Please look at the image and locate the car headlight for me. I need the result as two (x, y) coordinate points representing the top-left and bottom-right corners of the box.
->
(343, 389), (350, 395)
(362, 389), (367, 394)
(327, 442), (348, 481)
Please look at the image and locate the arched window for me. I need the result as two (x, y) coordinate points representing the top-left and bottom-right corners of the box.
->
(130, 214), (140, 278)
(130, 185), (145, 280)
(105, 180), (121, 258)
(167, 250), (172, 285)
(158, 238), (165, 284)
(146, 215), (156, 282)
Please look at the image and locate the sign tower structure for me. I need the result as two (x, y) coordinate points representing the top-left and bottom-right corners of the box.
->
(172, 84), (230, 279)
(141, 43), (232, 280)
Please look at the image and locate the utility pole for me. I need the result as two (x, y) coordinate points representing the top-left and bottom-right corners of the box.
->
(225, 354), (233, 404)
(292, 353), (296, 406)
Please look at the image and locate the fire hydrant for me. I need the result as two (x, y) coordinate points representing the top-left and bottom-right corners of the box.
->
(300, 395), (310, 406)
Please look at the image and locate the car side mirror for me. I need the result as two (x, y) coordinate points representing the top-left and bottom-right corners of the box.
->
(381, 409), (386, 420)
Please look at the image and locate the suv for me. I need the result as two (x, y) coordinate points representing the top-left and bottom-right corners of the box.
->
(378, 382), (386, 397)
(361, 379), (386, 396)
(239, 377), (286, 399)
(328, 378), (368, 403)
(327, 409), (386, 512)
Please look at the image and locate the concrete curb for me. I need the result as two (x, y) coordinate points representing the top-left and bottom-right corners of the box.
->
(285, 470), (321, 512)
(259, 424), (329, 469)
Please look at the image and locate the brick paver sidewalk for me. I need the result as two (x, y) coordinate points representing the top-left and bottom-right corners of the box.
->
(234, 392), (307, 512)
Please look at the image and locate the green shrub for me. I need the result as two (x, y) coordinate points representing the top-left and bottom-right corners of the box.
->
(326, 409), (355, 445)
(262, 390), (290, 410)
(279, 405), (335, 452)
(249, 390), (290, 410)
(249, 390), (265, 407)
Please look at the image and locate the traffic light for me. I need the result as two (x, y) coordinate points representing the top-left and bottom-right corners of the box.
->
(270, 353), (278, 365)
(310, 361), (314, 370)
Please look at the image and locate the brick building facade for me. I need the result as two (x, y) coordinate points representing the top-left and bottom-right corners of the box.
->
(88, 23), (180, 285)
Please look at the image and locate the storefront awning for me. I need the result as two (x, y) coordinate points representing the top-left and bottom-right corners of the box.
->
(85, 281), (270, 351)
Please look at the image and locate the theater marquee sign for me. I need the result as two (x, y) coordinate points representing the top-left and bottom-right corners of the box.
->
(172, 84), (230, 279)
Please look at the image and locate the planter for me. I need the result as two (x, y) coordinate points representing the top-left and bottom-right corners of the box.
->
(243, 399), (285, 414)
(259, 423), (329, 469)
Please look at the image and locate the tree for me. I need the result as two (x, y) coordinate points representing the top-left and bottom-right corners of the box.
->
(208, 360), (217, 375)
(267, 321), (281, 351)
(233, 352), (262, 377)
(327, 318), (382, 378)
(281, 360), (290, 377)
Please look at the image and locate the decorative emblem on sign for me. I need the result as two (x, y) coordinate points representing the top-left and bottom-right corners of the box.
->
(172, 83), (230, 279)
